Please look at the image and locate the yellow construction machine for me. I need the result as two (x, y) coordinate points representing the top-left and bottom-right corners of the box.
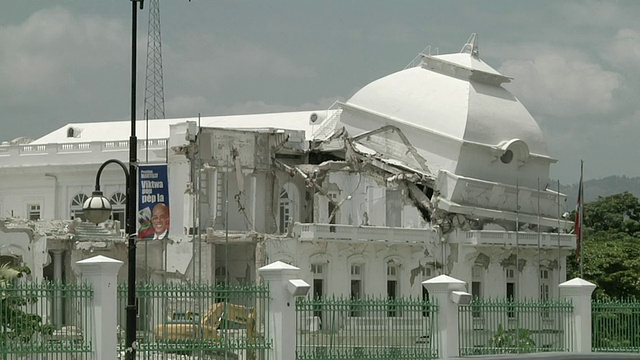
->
(154, 302), (256, 341)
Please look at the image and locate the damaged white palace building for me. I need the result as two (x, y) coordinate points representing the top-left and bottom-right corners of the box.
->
(0, 36), (575, 327)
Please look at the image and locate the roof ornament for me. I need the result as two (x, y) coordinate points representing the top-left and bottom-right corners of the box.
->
(460, 33), (479, 58)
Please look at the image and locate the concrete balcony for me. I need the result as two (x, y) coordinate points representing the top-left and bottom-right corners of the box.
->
(0, 140), (168, 167)
(294, 223), (438, 244)
(452, 230), (576, 249)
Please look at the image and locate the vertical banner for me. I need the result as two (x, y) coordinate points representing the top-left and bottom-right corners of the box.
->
(138, 164), (170, 240)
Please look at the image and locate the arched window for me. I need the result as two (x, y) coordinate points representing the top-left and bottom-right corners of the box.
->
(110, 192), (126, 224)
(278, 182), (300, 234)
(70, 193), (88, 221)
(67, 127), (75, 138)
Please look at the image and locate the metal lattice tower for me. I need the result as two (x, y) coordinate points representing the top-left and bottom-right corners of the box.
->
(144, 0), (165, 119)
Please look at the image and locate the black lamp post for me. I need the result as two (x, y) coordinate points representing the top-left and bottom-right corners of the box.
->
(83, 1), (143, 359)
(82, 159), (136, 358)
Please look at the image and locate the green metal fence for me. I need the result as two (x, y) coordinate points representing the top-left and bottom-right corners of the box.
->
(117, 281), (271, 359)
(0, 281), (93, 358)
(458, 298), (573, 356)
(592, 299), (640, 352)
(296, 296), (438, 360)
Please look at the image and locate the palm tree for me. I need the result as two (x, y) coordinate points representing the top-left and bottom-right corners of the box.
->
(0, 263), (21, 282)
(1, 263), (22, 360)
(1, 262), (53, 356)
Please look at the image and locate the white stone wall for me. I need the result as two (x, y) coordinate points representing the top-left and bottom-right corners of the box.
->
(312, 171), (426, 228)
(265, 237), (441, 298)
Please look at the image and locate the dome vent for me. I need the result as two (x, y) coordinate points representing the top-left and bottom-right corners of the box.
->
(495, 139), (529, 166)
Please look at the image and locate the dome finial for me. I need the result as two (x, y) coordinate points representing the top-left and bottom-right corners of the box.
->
(460, 33), (479, 58)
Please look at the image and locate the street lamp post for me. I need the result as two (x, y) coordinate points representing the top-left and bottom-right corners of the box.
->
(83, 158), (137, 358)
(83, 1), (143, 359)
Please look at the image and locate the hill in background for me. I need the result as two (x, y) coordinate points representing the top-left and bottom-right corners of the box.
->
(557, 175), (640, 208)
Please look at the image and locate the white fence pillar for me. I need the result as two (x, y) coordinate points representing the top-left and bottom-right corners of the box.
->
(258, 261), (310, 360)
(423, 274), (469, 360)
(559, 277), (596, 353)
(76, 255), (123, 360)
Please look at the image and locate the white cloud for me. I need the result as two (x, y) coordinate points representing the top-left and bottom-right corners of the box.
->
(165, 93), (341, 120)
(0, 7), (128, 96)
(165, 95), (210, 117)
(206, 97), (341, 117)
(165, 32), (316, 91)
(555, 1), (638, 28)
(606, 28), (640, 68)
(498, 45), (622, 118)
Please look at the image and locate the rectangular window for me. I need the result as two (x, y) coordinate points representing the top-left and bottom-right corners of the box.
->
(328, 193), (337, 223)
(506, 268), (516, 318)
(507, 282), (516, 318)
(350, 264), (363, 317)
(351, 265), (361, 276)
(311, 264), (323, 274)
(387, 266), (397, 277)
(385, 189), (402, 227)
(540, 269), (550, 300)
(387, 280), (398, 317)
(216, 172), (224, 218)
(387, 264), (399, 317)
(313, 278), (324, 322)
(199, 171), (208, 203)
(311, 263), (325, 327)
(422, 266), (433, 317)
(111, 209), (125, 224)
(540, 269), (551, 318)
(28, 204), (41, 221)
(471, 265), (483, 318)
(471, 281), (482, 299)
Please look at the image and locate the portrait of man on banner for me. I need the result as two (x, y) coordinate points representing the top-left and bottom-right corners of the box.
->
(138, 164), (170, 240)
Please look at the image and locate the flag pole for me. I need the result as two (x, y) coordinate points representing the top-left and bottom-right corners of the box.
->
(537, 177), (541, 298)
(579, 160), (584, 278)
(557, 179), (561, 296)
(515, 178), (520, 299)
(515, 178), (521, 343)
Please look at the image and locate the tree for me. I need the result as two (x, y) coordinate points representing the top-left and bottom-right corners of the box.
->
(584, 192), (640, 235)
(568, 192), (640, 299)
(0, 263), (54, 345)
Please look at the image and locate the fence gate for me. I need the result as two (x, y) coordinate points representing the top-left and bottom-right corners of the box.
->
(117, 282), (271, 359)
(458, 298), (574, 356)
(1, 281), (94, 359)
(296, 296), (439, 360)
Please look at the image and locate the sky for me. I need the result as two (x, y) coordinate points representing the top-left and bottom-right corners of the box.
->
(1, 1), (639, 184)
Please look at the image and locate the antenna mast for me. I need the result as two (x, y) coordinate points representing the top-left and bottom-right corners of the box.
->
(144, 0), (166, 120)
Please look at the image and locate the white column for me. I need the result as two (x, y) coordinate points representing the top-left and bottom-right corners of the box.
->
(52, 249), (64, 329)
(259, 261), (310, 360)
(559, 277), (596, 353)
(423, 274), (468, 360)
(77, 255), (123, 360)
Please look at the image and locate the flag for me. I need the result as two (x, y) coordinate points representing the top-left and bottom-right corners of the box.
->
(575, 161), (584, 261)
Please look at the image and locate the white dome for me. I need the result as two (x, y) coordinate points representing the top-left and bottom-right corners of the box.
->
(338, 48), (554, 188)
